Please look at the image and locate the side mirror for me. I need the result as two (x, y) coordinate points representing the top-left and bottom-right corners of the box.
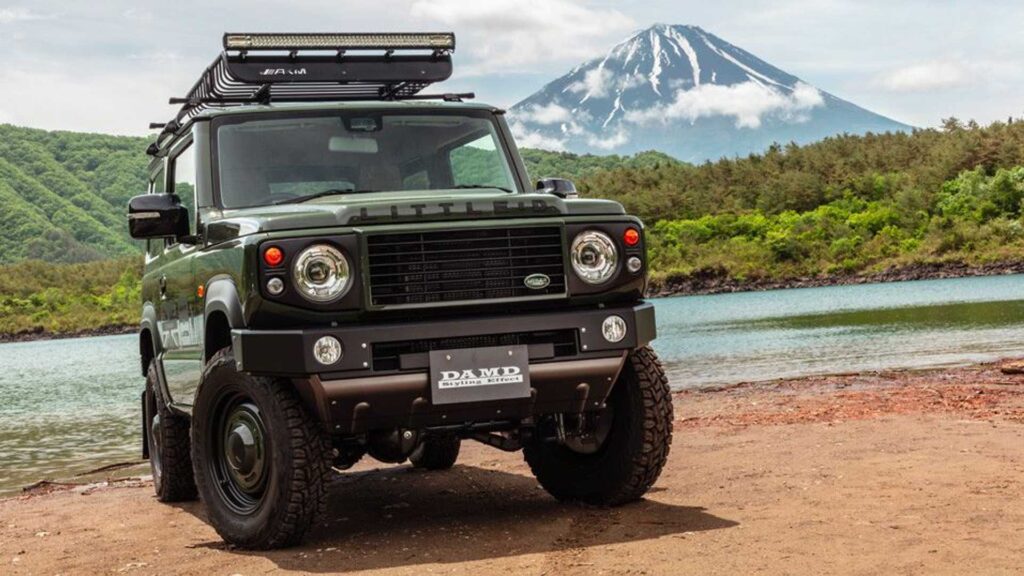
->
(128, 193), (190, 240)
(536, 178), (578, 199)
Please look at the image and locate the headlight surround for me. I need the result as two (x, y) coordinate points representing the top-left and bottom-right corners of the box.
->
(292, 244), (351, 302)
(570, 230), (618, 285)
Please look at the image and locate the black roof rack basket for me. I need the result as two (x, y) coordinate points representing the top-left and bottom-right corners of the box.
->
(149, 32), (467, 155)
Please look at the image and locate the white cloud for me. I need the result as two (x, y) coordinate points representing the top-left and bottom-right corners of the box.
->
(510, 101), (628, 151)
(568, 67), (646, 100)
(626, 81), (825, 129)
(127, 51), (183, 62)
(586, 128), (630, 150)
(122, 8), (155, 22)
(509, 121), (568, 151)
(516, 103), (573, 125)
(569, 67), (612, 98)
(873, 60), (973, 92)
(410, 0), (634, 74)
(0, 7), (48, 23)
(0, 65), (191, 135)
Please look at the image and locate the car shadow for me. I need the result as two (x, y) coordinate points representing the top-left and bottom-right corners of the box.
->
(182, 463), (738, 573)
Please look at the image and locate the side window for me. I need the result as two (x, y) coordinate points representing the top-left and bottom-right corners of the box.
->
(448, 134), (514, 190)
(170, 143), (197, 238)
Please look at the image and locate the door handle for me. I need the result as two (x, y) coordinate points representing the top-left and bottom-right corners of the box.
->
(159, 275), (168, 301)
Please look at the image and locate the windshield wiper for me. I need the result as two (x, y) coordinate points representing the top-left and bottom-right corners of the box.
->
(273, 188), (378, 205)
(451, 184), (514, 194)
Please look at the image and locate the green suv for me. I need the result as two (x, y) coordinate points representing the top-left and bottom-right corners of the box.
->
(129, 33), (672, 549)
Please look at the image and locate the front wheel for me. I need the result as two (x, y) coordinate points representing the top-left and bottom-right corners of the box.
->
(191, 349), (331, 549)
(524, 346), (673, 505)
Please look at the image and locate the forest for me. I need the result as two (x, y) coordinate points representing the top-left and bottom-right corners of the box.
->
(3, 117), (1024, 335)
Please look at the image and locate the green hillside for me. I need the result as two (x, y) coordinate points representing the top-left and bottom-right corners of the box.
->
(0, 124), (149, 263)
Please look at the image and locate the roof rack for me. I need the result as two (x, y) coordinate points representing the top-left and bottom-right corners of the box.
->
(148, 32), (465, 156)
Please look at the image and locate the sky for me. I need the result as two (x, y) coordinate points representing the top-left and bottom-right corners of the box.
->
(0, 0), (1021, 136)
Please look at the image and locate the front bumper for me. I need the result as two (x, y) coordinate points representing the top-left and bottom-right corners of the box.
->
(231, 302), (656, 433)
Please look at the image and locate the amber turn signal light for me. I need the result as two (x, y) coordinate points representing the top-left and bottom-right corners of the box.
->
(623, 228), (640, 247)
(263, 246), (284, 267)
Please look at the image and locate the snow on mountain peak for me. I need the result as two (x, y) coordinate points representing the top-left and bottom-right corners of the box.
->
(509, 24), (909, 160)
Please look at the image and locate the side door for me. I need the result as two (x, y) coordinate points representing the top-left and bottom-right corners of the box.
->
(156, 138), (203, 411)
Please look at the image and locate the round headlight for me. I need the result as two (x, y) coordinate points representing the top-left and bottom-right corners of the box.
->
(292, 244), (351, 303)
(571, 231), (618, 285)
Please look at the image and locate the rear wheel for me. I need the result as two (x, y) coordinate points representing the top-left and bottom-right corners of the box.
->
(524, 346), (673, 505)
(191, 348), (331, 549)
(409, 434), (461, 470)
(144, 363), (197, 502)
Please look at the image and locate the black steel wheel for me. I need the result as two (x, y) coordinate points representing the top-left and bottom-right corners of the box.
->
(524, 346), (673, 505)
(211, 395), (270, 515)
(191, 348), (331, 549)
(144, 363), (197, 502)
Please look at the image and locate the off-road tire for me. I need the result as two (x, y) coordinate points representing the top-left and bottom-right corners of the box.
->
(524, 346), (672, 505)
(191, 348), (331, 549)
(144, 363), (198, 502)
(409, 435), (461, 470)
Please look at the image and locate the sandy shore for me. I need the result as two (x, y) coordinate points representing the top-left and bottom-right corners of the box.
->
(3, 361), (1024, 575)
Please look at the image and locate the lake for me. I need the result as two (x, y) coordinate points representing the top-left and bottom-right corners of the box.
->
(2, 274), (1024, 494)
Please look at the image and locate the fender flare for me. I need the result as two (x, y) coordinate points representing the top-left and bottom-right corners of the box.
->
(196, 276), (245, 402)
(204, 276), (245, 333)
(140, 301), (161, 365)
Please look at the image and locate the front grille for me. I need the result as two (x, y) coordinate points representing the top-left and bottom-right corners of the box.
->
(366, 226), (566, 307)
(372, 329), (578, 372)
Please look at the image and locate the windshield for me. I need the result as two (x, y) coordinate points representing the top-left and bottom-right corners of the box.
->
(214, 111), (519, 209)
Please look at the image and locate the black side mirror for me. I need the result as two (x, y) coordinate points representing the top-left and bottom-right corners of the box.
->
(536, 178), (578, 199)
(128, 193), (190, 240)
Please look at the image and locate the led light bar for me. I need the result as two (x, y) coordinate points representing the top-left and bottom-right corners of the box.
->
(223, 32), (455, 51)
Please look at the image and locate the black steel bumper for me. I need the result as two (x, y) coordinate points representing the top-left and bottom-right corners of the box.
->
(231, 302), (656, 433)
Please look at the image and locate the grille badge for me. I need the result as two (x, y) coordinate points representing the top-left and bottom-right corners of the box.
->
(524, 273), (551, 290)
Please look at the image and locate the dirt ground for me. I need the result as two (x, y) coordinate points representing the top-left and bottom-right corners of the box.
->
(3, 361), (1024, 575)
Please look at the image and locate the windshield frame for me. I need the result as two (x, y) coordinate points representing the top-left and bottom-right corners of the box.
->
(209, 106), (530, 210)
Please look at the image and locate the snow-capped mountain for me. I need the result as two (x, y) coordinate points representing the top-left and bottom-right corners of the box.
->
(509, 24), (911, 162)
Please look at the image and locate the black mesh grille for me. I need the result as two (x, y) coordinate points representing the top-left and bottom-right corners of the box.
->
(366, 227), (565, 307)
(372, 329), (578, 372)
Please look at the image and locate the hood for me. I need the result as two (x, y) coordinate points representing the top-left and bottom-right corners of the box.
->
(206, 190), (626, 240)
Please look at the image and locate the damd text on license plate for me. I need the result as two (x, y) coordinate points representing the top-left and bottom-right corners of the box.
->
(428, 345), (531, 405)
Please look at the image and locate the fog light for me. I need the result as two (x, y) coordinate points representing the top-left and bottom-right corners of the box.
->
(266, 277), (285, 296)
(627, 256), (643, 273)
(601, 315), (627, 343)
(313, 336), (343, 365)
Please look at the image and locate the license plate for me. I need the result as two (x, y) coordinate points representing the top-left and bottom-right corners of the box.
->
(429, 345), (531, 405)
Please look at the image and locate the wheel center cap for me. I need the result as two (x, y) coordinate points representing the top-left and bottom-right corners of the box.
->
(227, 423), (257, 474)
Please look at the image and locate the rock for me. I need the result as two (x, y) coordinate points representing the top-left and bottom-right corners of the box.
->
(999, 361), (1024, 375)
